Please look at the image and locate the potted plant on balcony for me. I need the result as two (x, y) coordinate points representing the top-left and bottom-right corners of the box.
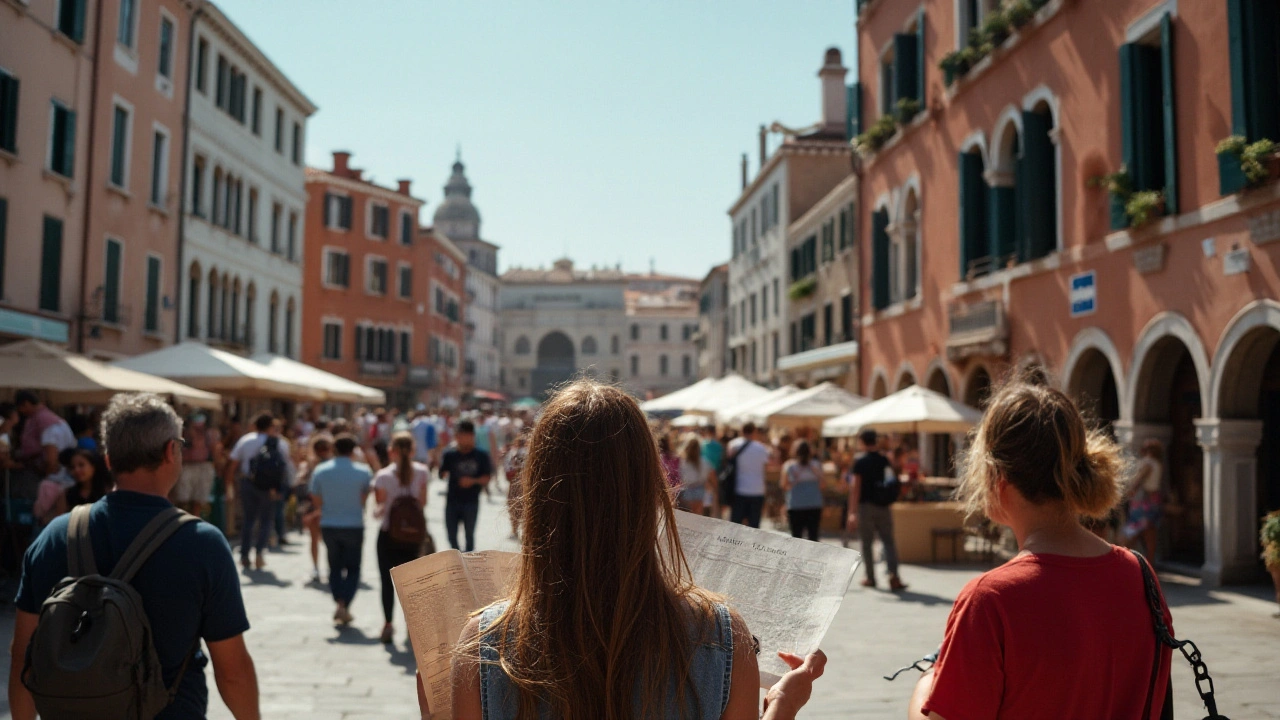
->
(894, 97), (922, 125)
(1006, 0), (1037, 28)
(1216, 135), (1280, 187)
(981, 9), (1012, 46)
(1262, 510), (1280, 617)
(939, 50), (970, 86)
(853, 114), (900, 155)
(788, 277), (818, 301)
(1089, 167), (1165, 229)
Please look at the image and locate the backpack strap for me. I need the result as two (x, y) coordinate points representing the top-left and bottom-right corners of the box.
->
(66, 504), (98, 577)
(110, 508), (199, 583)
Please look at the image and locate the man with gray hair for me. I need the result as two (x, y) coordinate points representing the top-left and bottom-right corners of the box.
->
(9, 393), (261, 720)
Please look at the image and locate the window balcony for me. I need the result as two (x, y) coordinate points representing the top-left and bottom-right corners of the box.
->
(359, 360), (397, 377)
(946, 299), (1008, 361)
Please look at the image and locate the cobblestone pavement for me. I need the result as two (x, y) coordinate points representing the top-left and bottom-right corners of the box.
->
(2, 483), (1278, 718)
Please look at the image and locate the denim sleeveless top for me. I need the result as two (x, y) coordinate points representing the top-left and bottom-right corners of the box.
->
(477, 601), (734, 720)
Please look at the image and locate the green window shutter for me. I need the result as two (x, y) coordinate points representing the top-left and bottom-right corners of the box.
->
(0, 73), (17, 153)
(40, 216), (63, 312)
(988, 186), (1015, 264)
(872, 208), (890, 310)
(1221, 0), (1249, 195)
(916, 9), (927, 110)
(958, 152), (987, 277)
(145, 256), (160, 331)
(104, 240), (121, 323)
(1021, 111), (1056, 260)
(1160, 13), (1178, 215)
(0, 197), (7, 300)
(72, 0), (87, 43)
(63, 108), (77, 178)
(894, 34), (919, 104)
(790, 247), (800, 281)
(1128, 44), (1165, 193)
(848, 83), (863, 137)
(1115, 44), (1137, 229)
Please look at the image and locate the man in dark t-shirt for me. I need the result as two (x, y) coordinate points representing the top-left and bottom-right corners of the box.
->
(8, 394), (259, 720)
(439, 420), (492, 552)
(848, 429), (907, 592)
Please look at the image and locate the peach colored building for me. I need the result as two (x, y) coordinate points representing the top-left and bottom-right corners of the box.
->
(0, 0), (98, 347)
(854, 0), (1280, 584)
(419, 225), (467, 406)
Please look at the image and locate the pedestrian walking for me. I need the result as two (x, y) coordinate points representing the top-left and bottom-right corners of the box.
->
(727, 422), (770, 528)
(295, 435), (333, 584)
(310, 434), (372, 626)
(174, 412), (220, 519)
(226, 413), (295, 572)
(53, 448), (112, 517)
(848, 429), (907, 591)
(1122, 439), (1165, 559)
(371, 432), (429, 644)
(444, 380), (825, 720)
(677, 436), (715, 515)
(909, 375), (1172, 720)
(9, 393), (259, 720)
(658, 434), (681, 491)
(503, 431), (528, 540)
(439, 420), (492, 552)
(781, 440), (824, 542)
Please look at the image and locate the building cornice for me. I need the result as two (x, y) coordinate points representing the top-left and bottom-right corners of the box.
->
(306, 169), (425, 207)
(727, 139), (852, 216)
(200, 1), (318, 116)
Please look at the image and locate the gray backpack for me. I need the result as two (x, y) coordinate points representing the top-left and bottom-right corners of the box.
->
(22, 505), (200, 719)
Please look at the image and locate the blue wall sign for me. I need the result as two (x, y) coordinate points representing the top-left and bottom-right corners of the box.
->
(1069, 271), (1096, 318)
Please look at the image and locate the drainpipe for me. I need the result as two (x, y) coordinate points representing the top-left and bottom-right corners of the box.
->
(75, 0), (107, 353)
(174, 1), (207, 344)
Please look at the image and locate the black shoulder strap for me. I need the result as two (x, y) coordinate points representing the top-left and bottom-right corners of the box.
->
(110, 508), (199, 583)
(66, 505), (98, 577)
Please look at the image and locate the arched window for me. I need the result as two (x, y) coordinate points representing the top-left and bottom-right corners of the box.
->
(285, 297), (296, 358)
(581, 336), (598, 355)
(268, 292), (279, 354)
(514, 336), (531, 355)
(871, 205), (891, 310)
(611, 335), (619, 354)
(219, 273), (230, 340)
(245, 283), (256, 349)
(1020, 101), (1057, 261)
(187, 262), (201, 339)
(958, 145), (989, 279)
(230, 278), (241, 343)
(206, 267), (218, 340)
(891, 190), (920, 303)
(989, 115), (1021, 268)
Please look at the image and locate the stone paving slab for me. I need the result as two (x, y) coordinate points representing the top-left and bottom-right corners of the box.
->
(2, 482), (1278, 718)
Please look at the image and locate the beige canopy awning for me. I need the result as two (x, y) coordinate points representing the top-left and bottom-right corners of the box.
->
(742, 382), (869, 427)
(639, 377), (721, 414)
(114, 342), (324, 401)
(715, 385), (800, 426)
(681, 374), (772, 416)
(0, 340), (222, 409)
(250, 353), (386, 404)
(823, 385), (983, 437)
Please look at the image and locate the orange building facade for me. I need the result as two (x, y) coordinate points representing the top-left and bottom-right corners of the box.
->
(302, 151), (464, 409)
(853, 0), (1280, 584)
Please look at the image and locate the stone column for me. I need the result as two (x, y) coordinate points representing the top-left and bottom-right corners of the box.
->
(1195, 418), (1264, 586)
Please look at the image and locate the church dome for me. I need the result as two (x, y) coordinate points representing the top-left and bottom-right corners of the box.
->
(432, 155), (481, 240)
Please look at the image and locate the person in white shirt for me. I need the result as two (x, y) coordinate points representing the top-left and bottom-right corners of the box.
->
(727, 422), (771, 528)
(226, 413), (295, 571)
(370, 432), (429, 645)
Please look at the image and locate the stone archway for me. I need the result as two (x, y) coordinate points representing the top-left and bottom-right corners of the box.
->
(963, 364), (993, 409)
(925, 364), (956, 477)
(1066, 348), (1120, 432)
(533, 331), (576, 397)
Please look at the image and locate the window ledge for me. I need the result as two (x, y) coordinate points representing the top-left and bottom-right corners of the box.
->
(942, 0), (1067, 104)
(862, 295), (923, 326)
(142, 330), (166, 341)
(52, 30), (82, 53)
(147, 202), (169, 218)
(0, 147), (17, 166)
(3, 0), (29, 15)
(43, 168), (75, 195)
(107, 183), (131, 200)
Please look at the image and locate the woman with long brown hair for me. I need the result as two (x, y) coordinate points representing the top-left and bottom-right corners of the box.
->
(372, 431), (430, 644)
(677, 435), (715, 515)
(448, 380), (824, 720)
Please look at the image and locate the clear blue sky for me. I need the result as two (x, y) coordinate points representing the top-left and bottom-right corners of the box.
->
(216, 0), (856, 279)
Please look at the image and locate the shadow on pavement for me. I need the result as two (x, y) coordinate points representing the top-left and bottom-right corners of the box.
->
(883, 588), (954, 606)
(328, 626), (380, 645)
(240, 569), (293, 587)
(384, 642), (417, 674)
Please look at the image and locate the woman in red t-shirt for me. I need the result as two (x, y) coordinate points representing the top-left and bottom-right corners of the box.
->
(909, 373), (1173, 720)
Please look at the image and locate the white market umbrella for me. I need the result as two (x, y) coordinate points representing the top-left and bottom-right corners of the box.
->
(0, 340), (221, 409)
(823, 385), (983, 437)
(743, 382), (869, 426)
(671, 414), (713, 428)
(683, 374), (771, 415)
(640, 377), (720, 414)
(715, 385), (800, 426)
(250, 353), (386, 404)
(114, 341), (323, 401)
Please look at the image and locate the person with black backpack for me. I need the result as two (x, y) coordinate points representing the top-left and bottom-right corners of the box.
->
(848, 429), (908, 592)
(9, 393), (260, 720)
(226, 413), (295, 572)
(371, 431), (430, 644)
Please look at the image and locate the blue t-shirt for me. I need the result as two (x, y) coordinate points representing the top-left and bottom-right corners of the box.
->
(310, 456), (373, 529)
(701, 439), (724, 473)
(411, 418), (438, 457)
(15, 491), (249, 720)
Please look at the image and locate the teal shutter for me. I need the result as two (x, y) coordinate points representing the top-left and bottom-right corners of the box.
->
(916, 10), (927, 110)
(71, 0), (87, 43)
(62, 108), (77, 178)
(145, 256), (160, 331)
(1243, 0), (1280, 139)
(894, 34), (919, 105)
(1133, 45), (1165, 193)
(846, 83), (863, 138)
(1021, 111), (1056, 260)
(872, 208), (890, 310)
(1221, 0), (1249, 194)
(0, 198), (7, 299)
(959, 152), (987, 277)
(1114, 44), (1136, 229)
(104, 240), (121, 323)
(988, 186), (1015, 264)
(1160, 14), (1177, 214)
(40, 216), (63, 312)
(0, 73), (17, 153)
(790, 247), (800, 281)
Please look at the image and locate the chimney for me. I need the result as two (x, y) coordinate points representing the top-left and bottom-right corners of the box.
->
(741, 153), (748, 190)
(758, 125), (767, 171)
(397, 179), (412, 196)
(332, 150), (352, 175)
(818, 47), (848, 134)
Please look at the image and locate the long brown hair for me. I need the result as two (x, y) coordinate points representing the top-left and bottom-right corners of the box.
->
(681, 436), (702, 465)
(391, 431), (414, 487)
(477, 380), (717, 719)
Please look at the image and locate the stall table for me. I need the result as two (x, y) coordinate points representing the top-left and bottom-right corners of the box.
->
(889, 500), (968, 564)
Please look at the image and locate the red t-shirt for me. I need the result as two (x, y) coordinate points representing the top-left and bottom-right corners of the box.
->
(922, 546), (1172, 720)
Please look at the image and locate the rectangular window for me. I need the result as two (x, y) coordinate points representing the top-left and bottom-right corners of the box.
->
(274, 108), (284, 152)
(822, 302), (833, 346)
(749, 294), (757, 326)
(270, 203), (281, 252)
(773, 279), (780, 316)
(399, 264), (412, 299)
(103, 238), (122, 324)
(1224, 0), (1280, 193)
(682, 355), (691, 378)
(324, 250), (350, 287)
(291, 122), (301, 165)
(40, 216), (63, 312)
(660, 324), (669, 341)
(109, 105), (129, 188)
(322, 322), (342, 360)
(1116, 20), (1176, 224)
(117, 0), (137, 48)
(246, 189), (258, 242)
(195, 37), (208, 93)
(367, 259), (387, 295)
(760, 284), (768, 319)
(250, 87), (262, 135)
(1, 70), (19, 154)
(630, 323), (639, 341)
(400, 211), (413, 245)
(630, 356), (639, 377)
(0, 198), (7, 300)
(157, 16), (174, 78)
(191, 156), (205, 215)
(57, 0), (87, 43)
(49, 101), (76, 178)
(840, 294), (853, 342)
(400, 331), (410, 365)
(660, 355), (668, 376)
(144, 255), (161, 332)
(215, 55), (228, 109)
(149, 130), (167, 205)
(370, 204), (389, 239)
(287, 212), (297, 261)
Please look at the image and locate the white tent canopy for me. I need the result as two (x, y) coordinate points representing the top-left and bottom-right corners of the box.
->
(639, 377), (720, 414)
(715, 385), (800, 426)
(671, 414), (713, 428)
(681, 374), (771, 415)
(114, 342), (324, 401)
(0, 340), (221, 409)
(742, 382), (869, 426)
(823, 385), (983, 437)
(250, 354), (386, 404)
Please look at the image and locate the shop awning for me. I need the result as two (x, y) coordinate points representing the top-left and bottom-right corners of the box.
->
(741, 382), (869, 427)
(114, 342), (324, 402)
(715, 385), (800, 426)
(823, 385), (983, 437)
(250, 354), (386, 404)
(681, 374), (772, 415)
(0, 340), (221, 409)
(639, 377), (721, 414)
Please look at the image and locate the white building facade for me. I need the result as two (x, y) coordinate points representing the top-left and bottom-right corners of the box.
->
(696, 264), (730, 380)
(178, 4), (315, 357)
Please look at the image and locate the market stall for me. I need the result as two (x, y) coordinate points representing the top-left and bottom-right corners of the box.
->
(115, 342), (325, 404)
(250, 353), (386, 405)
(823, 385), (984, 562)
(714, 385), (799, 427)
(680, 374), (770, 417)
